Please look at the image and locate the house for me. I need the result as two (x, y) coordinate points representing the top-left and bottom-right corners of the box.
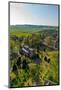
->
(21, 45), (34, 57)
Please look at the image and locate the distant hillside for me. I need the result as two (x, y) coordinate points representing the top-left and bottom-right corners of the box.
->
(10, 25), (58, 33)
(15, 24), (58, 29)
(10, 24), (59, 50)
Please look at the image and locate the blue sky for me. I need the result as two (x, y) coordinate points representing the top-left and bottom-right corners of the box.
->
(10, 3), (58, 26)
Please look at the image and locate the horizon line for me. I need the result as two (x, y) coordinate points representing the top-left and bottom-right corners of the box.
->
(10, 24), (58, 27)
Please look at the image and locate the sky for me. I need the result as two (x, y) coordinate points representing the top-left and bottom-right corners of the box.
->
(10, 3), (58, 26)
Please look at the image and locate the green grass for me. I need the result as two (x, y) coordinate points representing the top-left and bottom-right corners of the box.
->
(39, 51), (59, 83)
(10, 31), (32, 37)
(9, 26), (59, 87)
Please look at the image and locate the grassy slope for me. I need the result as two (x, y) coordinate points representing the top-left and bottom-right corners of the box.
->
(41, 51), (59, 83)
(9, 26), (59, 87)
(10, 31), (32, 37)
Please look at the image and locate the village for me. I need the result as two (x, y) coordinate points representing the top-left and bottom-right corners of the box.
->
(10, 29), (58, 87)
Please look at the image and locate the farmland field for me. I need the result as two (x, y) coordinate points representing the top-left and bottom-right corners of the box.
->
(9, 25), (59, 87)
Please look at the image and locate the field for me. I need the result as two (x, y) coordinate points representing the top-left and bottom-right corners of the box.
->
(9, 25), (59, 87)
